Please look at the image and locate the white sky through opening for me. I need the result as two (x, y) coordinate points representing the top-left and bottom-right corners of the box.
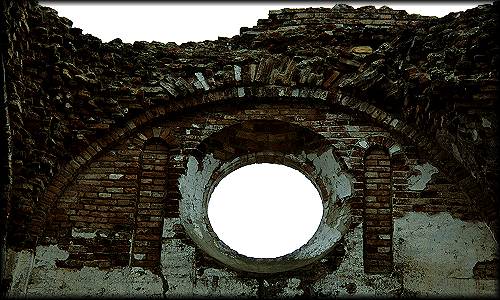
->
(208, 163), (323, 258)
(39, 1), (492, 257)
(41, 1), (492, 44)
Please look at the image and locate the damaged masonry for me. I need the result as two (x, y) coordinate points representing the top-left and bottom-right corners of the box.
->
(0, 1), (498, 298)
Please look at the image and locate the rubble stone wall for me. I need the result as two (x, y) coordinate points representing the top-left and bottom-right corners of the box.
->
(1, 1), (498, 298)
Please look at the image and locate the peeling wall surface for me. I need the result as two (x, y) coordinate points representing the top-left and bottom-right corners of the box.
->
(4, 102), (499, 298)
(394, 212), (497, 297)
(27, 245), (163, 297)
(312, 224), (401, 297)
(13, 213), (497, 297)
(178, 147), (352, 274)
(407, 162), (439, 191)
(1, 0), (499, 298)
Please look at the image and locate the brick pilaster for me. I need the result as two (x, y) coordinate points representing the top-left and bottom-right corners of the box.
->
(363, 148), (393, 273)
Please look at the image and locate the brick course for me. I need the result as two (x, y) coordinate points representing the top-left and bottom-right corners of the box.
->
(363, 148), (393, 273)
(38, 102), (478, 273)
(1, 1), (498, 296)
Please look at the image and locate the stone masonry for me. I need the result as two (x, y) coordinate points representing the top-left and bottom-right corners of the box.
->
(0, 1), (498, 298)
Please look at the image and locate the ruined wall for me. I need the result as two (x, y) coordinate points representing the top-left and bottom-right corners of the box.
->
(8, 102), (498, 297)
(1, 1), (498, 298)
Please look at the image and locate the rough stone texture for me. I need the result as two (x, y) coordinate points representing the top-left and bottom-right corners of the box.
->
(4, 249), (34, 296)
(393, 212), (497, 297)
(26, 245), (163, 297)
(312, 224), (401, 297)
(0, 0), (498, 298)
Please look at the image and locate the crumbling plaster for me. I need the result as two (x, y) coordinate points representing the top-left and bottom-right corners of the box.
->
(1, 1), (498, 298)
(8, 211), (495, 298)
(408, 162), (439, 191)
(178, 148), (353, 274)
(393, 212), (497, 297)
(8, 245), (164, 298)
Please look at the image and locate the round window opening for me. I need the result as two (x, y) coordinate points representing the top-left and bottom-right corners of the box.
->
(208, 163), (324, 258)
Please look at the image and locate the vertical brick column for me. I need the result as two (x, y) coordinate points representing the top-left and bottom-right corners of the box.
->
(363, 148), (393, 273)
(131, 141), (168, 268)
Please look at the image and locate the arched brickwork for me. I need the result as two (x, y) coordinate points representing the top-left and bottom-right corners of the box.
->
(32, 97), (485, 281)
(2, 2), (498, 297)
(32, 92), (480, 277)
(29, 84), (484, 245)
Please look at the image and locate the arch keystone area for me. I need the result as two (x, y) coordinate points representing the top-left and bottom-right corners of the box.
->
(1, 2), (498, 298)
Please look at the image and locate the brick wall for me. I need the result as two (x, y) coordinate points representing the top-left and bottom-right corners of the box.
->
(132, 141), (168, 268)
(2, 2), (497, 249)
(41, 101), (477, 274)
(1, 1), (498, 296)
(363, 148), (392, 273)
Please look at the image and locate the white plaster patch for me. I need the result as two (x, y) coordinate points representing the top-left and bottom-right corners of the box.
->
(6, 249), (35, 297)
(27, 266), (163, 297)
(161, 239), (196, 297)
(481, 117), (491, 128)
(22, 244), (162, 297)
(334, 174), (352, 200)
(71, 228), (97, 239)
(407, 162), (438, 191)
(306, 148), (352, 201)
(162, 217), (180, 238)
(195, 72), (210, 91)
(178, 154), (221, 242)
(233, 65), (242, 81)
(389, 144), (401, 155)
(394, 212), (497, 297)
(312, 224), (401, 297)
(357, 139), (369, 149)
(33, 244), (69, 268)
(134, 254), (145, 260)
(193, 267), (258, 297)
(237, 87), (245, 97)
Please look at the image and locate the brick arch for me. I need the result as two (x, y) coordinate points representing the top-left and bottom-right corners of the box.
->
(338, 95), (492, 233)
(350, 134), (407, 162)
(193, 119), (332, 160)
(151, 56), (482, 212)
(29, 82), (467, 245)
(140, 127), (179, 147)
(190, 119), (342, 205)
(348, 136), (403, 274)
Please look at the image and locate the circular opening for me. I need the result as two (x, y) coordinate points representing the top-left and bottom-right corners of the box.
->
(208, 163), (323, 258)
